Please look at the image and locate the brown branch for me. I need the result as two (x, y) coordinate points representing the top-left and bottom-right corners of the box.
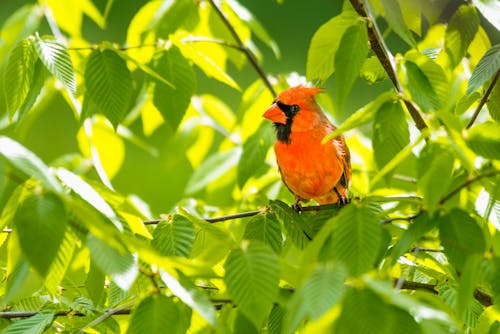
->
(439, 170), (500, 205)
(466, 69), (500, 129)
(207, 0), (276, 97)
(349, 0), (429, 132)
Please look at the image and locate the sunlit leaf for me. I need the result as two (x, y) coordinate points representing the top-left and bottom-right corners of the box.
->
(152, 214), (195, 258)
(33, 35), (76, 95)
(379, 0), (417, 47)
(243, 213), (283, 254)
(0, 310), (54, 334)
(225, 241), (280, 327)
(471, 0), (500, 31)
(444, 5), (479, 68)
(466, 122), (500, 160)
(269, 200), (313, 249)
(405, 61), (441, 111)
(86, 259), (105, 306)
(361, 56), (387, 84)
(14, 192), (67, 277)
(126, 294), (182, 334)
(44, 229), (76, 294)
(466, 44), (500, 95)
(83, 48), (132, 127)
(487, 80), (500, 121)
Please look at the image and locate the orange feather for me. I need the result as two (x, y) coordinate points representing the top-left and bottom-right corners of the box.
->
(263, 85), (351, 206)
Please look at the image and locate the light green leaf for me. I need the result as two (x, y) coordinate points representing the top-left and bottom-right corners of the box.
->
(487, 79), (500, 121)
(0, 137), (62, 192)
(269, 200), (313, 249)
(86, 234), (138, 291)
(268, 304), (285, 334)
(126, 294), (182, 334)
(243, 213), (283, 254)
(224, 241), (280, 328)
(405, 61), (441, 111)
(335, 21), (369, 110)
(444, 5), (479, 68)
(86, 259), (105, 306)
(160, 270), (219, 328)
(152, 214), (195, 258)
(83, 48), (132, 127)
(455, 91), (481, 115)
(361, 56), (387, 84)
(152, 46), (196, 130)
(466, 44), (500, 95)
(471, 0), (500, 31)
(237, 124), (274, 188)
(466, 122), (500, 159)
(0, 310), (54, 334)
(323, 203), (382, 276)
(456, 255), (483, 323)
(14, 192), (67, 277)
(3, 38), (37, 116)
(33, 35), (76, 95)
(306, 11), (359, 83)
(16, 60), (49, 120)
(379, 0), (417, 47)
(185, 148), (241, 194)
(373, 101), (410, 181)
(44, 229), (76, 294)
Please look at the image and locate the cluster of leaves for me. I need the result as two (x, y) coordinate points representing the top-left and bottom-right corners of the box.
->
(0, 0), (499, 333)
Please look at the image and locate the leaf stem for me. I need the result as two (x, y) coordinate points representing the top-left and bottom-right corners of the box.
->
(466, 69), (500, 129)
(348, 0), (429, 132)
(207, 0), (276, 97)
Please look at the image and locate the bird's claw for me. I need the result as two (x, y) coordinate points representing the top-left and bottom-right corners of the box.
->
(337, 196), (350, 207)
(291, 202), (303, 213)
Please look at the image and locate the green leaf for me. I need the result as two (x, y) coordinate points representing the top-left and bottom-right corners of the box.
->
(0, 310), (54, 334)
(361, 56), (387, 84)
(44, 229), (76, 294)
(285, 263), (347, 333)
(471, 0), (500, 31)
(160, 270), (219, 328)
(455, 91), (481, 115)
(269, 200), (313, 249)
(306, 11), (359, 83)
(487, 79), (500, 121)
(405, 61), (441, 111)
(86, 259), (105, 306)
(185, 148), (241, 194)
(126, 294), (181, 334)
(417, 143), (455, 213)
(86, 234), (138, 291)
(152, 46), (196, 130)
(243, 213), (283, 254)
(3, 38), (37, 116)
(466, 44), (500, 95)
(444, 5), (479, 68)
(379, 0), (417, 47)
(439, 209), (486, 270)
(0, 137), (62, 192)
(456, 255), (483, 323)
(322, 203), (382, 276)
(16, 59), (49, 120)
(237, 124), (274, 188)
(14, 192), (67, 277)
(334, 21), (369, 110)
(83, 48), (132, 127)
(33, 35), (76, 95)
(152, 214), (195, 258)
(268, 304), (285, 334)
(224, 241), (280, 328)
(373, 101), (410, 182)
(466, 122), (500, 160)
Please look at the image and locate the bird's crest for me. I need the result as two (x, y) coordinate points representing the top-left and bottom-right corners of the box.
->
(277, 85), (323, 105)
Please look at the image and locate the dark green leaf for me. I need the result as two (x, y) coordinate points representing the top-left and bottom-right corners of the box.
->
(268, 304), (285, 334)
(152, 46), (196, 130)
(466, 122), (500, 160)
(152, 214), (195, 258)
(306, 11), (358, 83)
(335, 21), (369, 110)
(14, 192), (67, 277)
(86, 259), (105, 306)
(487, 79), (500, 121)
(126, 294), (182, 334)
(224, 241), (280, 328)
(379, 0), (417, 47)
(373, 101), (410, 182)
(83, 48), (132, 127)
(3, 38), (37, 116)
(0, 310), (54, 334)
(269, 200), (313, 249)
(466, 44), (500, 95)
(243, 213), (282, 254)
(405, 61), (441, 111)
(33, 35), (76, 95)
(444, 5), (479, 68)
(237, 124), (274, 189)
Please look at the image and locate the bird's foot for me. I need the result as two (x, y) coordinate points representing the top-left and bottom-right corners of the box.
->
(291, 202), (303, 213)
(334, 187), (350, 207)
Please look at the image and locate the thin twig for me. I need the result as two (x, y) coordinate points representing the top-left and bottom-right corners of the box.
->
(349, 0), (428, 132)
(381, 211), (423, 225)
(466, 69), (500, 129)
(207, 0), (276, 97)
(439, 170), (500, 205)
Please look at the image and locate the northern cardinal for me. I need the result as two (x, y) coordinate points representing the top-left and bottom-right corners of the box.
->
(263, 85), (351, 209)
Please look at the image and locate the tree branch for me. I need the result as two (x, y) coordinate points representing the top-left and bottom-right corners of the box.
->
(466, 69), (500, 129)
(439, 170), (500, 205)
(348, 0), (429, 132)
(207, 0), (276, 97)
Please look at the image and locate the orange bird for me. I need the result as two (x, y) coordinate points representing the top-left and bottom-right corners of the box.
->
(263, 85), (351, 209)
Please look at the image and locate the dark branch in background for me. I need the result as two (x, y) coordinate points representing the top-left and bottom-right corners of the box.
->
(349, 0), (429, 132)
(439, 170), (500, 205)
(466, 69), (500, 129)
(207, 0), (277, 97)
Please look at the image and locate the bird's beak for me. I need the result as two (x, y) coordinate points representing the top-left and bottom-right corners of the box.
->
(263, 103), (287, 124)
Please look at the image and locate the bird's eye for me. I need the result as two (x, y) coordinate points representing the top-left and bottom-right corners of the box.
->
(290, 104), (300, 113)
